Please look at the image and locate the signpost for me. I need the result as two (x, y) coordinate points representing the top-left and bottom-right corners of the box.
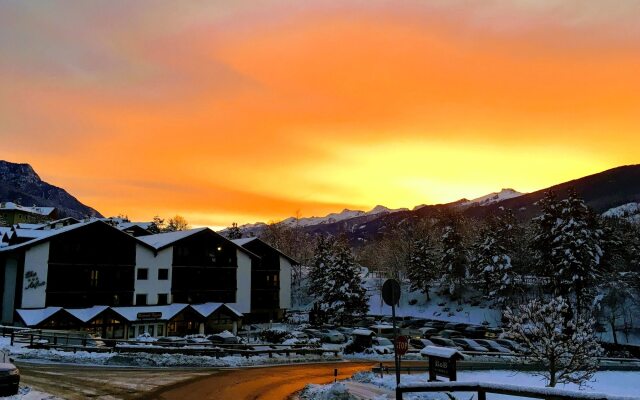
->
(382, 278), (402, 396)
(422, 346), (464, 382)
(395, 335), (408, 356)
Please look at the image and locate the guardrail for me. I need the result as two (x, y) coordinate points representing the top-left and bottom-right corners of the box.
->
(397, 381), (640, 400)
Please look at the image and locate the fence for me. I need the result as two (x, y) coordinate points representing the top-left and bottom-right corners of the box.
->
(0, 325), (340, 359)
(397, 381), (640, 400)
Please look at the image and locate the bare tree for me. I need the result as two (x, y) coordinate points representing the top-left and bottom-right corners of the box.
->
(504, 296), (602, 387)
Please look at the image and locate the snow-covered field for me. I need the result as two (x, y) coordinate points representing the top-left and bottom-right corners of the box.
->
(302, 370), (640, 399)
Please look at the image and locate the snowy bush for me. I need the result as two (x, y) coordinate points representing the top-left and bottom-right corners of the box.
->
(505, 296), (603, 387)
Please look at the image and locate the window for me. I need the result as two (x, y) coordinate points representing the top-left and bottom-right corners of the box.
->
(136, 294), (147, 305)
(158, 268), (169, 280)
(137, 268), (148, 280)
(157, 293), (168, 305)
(157, 324), (164, 337)
(90, 270), (99, 287)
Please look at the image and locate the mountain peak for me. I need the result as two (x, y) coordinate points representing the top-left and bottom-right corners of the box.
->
(0, 160), (102, 219)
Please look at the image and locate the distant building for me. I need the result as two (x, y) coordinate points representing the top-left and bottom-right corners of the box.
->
(0, 202), (57, 226)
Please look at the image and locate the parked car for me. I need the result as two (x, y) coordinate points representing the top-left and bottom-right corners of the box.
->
(452, 338), (489, 352)
(437, 329), (464, 339)
(463, 326), (487, 339)
(484, 327), (502, 338)
(303, 328), (324, 339)
(495, 339), (527, 353)
(287, 331), (310, 340)
(319, 329), (346, 344)
(444, 322), (469, 331)
(474, 339), (512, 353)
(344, 329), (376, 354)
(156, 336), (188, 347)
(419, 327), (440, 338)
(372, 337), (395, 354)
(409, 338), (436, 350)
(429, 336), (464, 351)
(370, 324), (397, 339)
(0, 361), (19, 396)
(335, 327), (354, 336)
(424, 321), (446, 330)
(208, 331), (243, 345)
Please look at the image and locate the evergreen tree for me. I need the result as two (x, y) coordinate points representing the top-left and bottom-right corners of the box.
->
(473, 208), (519, 306)
(439, 212), (467, 302)
(531, 190), (561, 291)
(406, 236), (439, 300)
(226, 222), (242, 239)
(552, 190), (603, 314)
(308, 236), (369, 324)
(308, 235), (332, 304)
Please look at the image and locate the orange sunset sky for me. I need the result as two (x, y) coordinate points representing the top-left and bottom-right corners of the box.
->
(1, 1), (639, 228)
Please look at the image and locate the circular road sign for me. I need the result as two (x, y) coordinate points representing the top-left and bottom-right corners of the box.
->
(382, 279), (401, 306)
(395, 335), (409, 356)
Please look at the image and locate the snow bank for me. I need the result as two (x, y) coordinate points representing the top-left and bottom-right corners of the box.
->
(299, 382), (356, 400)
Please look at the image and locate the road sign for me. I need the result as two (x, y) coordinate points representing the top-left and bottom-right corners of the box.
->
(395, 335), (408, 356)
(382, 279), (401, 306)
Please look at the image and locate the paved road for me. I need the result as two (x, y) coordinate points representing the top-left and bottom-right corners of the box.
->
(146, 362), (376, 400)
(17, 361), (216, 400)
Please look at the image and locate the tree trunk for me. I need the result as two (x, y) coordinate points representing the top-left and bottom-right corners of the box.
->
(610, 320), (618, 345)
(548, 357), (557, 387)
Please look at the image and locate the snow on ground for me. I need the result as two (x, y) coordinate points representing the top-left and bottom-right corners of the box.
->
(347, 370), (640, 399)
(0, 337), (339, 368)
(0, 386), (60, 400)
(366, 278), (502, 326)
(300, 382), (356, 400)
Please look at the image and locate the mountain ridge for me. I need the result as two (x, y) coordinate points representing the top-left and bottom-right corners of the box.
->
(0, 160), (103, 220)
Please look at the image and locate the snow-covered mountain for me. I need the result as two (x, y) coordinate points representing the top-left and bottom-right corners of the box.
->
(238, 205), (409, 232)
(602, 202), (640, 223)
(458, 188), (524, 208)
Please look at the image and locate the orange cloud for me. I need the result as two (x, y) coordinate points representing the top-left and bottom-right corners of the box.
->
(1, 1), (639, 227)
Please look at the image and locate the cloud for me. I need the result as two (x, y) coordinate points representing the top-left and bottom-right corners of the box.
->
(1, 1), (639, 226)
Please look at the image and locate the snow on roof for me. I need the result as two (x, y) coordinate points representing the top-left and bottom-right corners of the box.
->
(16, 307), (64, 326)
(370, 324), (395, 329)
(420, 345), (463, 358)
(65, 305), (109, 323)
(137, 228), (208, 249)
(0, 202), (55, 215)
(211, 330), (235, 338)
(11, 229), (52, 239)
(231, 237), (257, 246)
(111, 303), (190, 322)
(352, 329), (375, 336)
(15, 223), (45, 230)
(118, 222), (152, 230)
(0, 221), (97, 252)
(190, 302), (224, 318)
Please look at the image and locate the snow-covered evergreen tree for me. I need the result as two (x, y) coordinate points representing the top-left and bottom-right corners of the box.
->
(552, 190), (603, 314)
(225, 222), (242, 239)
(406, 236), (439, 300)
(473, 208), (518, 306)
(531, 190), (561, 290)
(308, 236), (369, 323)
(439, 212), (467, 302)
(505, 296), (602, 387)
(308, 235), (332, 304)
